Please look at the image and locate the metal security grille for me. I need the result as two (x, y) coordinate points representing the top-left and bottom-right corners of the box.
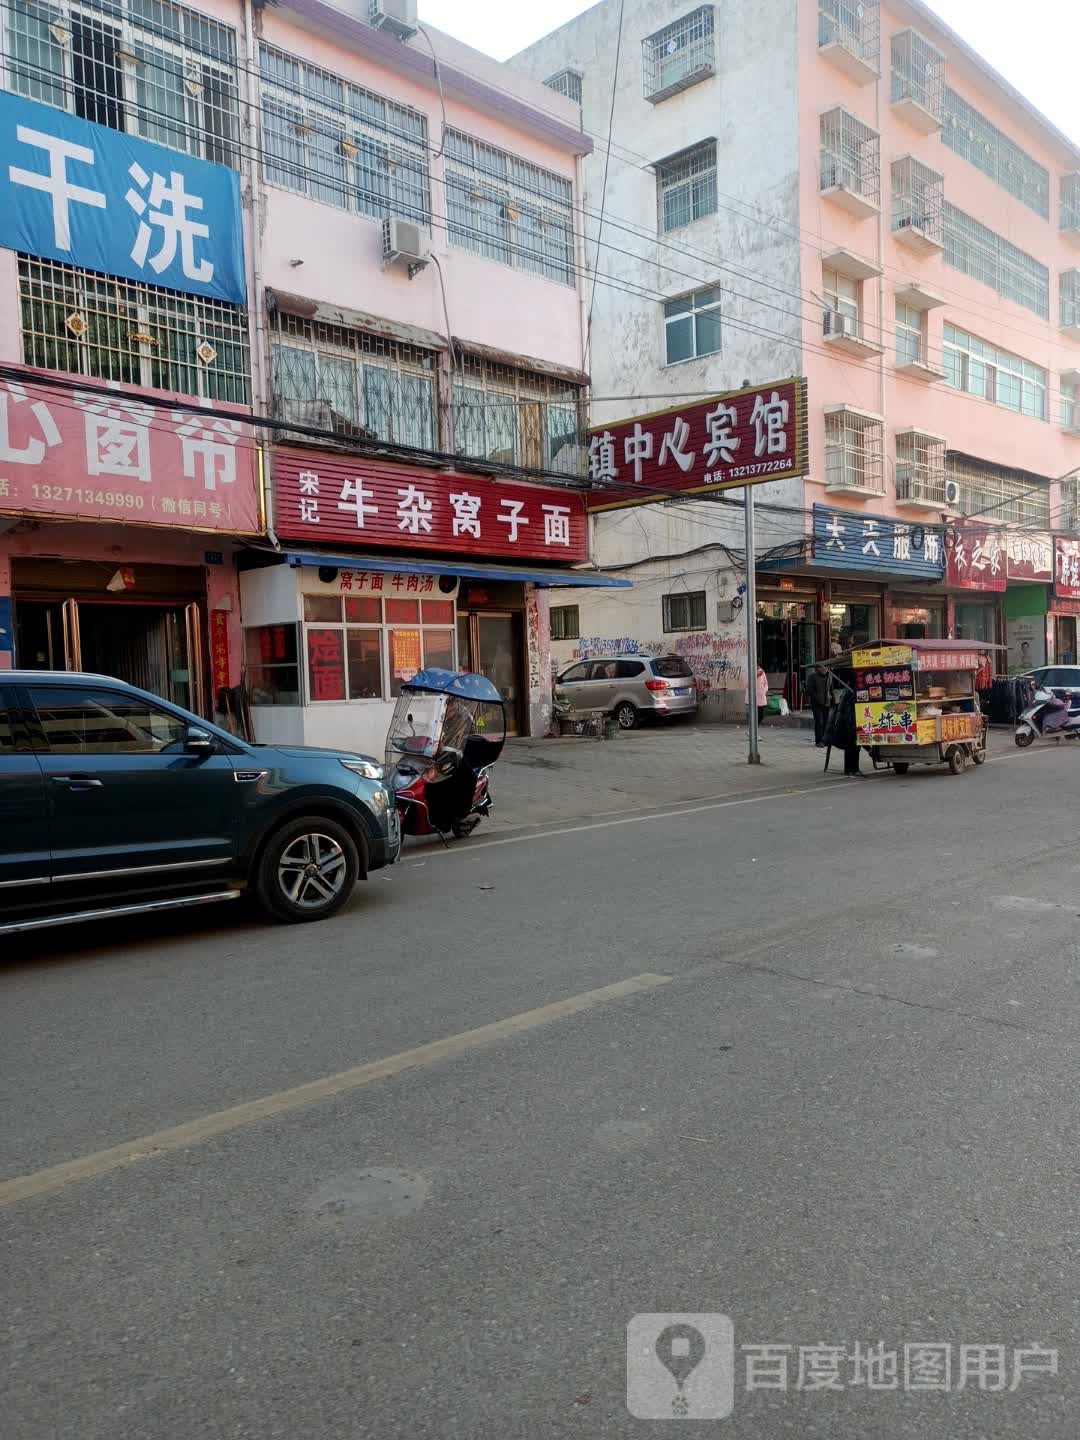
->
(890, 28), (944, 122)
(642, 6), (715, 103)
(891, 156), (944, 246)
(818, 0), (879, 68)
(895, 430), (946, 506)
(452, 354), (585, 476)
(942, 88), (1049, 218)
(19, 253), (250, 402)
(947, 454), (1050, 527)
(657, 142), (717, 232)
(943, 204), (1048, 319)
(1061, 270), (1080, 329)
(825, 409), (884, 492)
(1063, 175), (1080, 237)
(270, 313), (436, 452)
(820, 107), (880, 205)
(543, 68), (582, 104)
(1060, 475), (1080, 524)
(2, 0), (240, 167)
(259, 44), (429, 224)
(444, 129), (574, 285)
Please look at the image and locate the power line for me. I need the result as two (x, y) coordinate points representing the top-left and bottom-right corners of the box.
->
(584, 0), (623, 374)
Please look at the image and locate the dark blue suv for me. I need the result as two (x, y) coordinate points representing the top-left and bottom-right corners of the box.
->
(0, 671), (400, 936)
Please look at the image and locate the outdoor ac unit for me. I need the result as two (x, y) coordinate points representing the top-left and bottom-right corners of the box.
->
(382, 215), (429, 272)
(369, 0), (418, 40)
(823, 309), (856, 338)
(944, 478), (961, 507)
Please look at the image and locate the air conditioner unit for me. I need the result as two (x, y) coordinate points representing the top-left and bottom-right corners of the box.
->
(382, 215), (429, 273)
(823, 309), (856, 338)
(369, 0), (418, 40)
(944, 478), (961, 507)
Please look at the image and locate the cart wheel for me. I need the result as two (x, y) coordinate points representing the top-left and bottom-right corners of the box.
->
(892, 762), (910, 775)
(971, 746), (986, 766)
(947, 746), (966, 775)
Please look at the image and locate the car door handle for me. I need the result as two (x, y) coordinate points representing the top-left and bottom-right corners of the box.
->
(51, 775), (104, 789)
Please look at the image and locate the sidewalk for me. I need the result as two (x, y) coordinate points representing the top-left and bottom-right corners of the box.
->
(486, 724), (1013, 833)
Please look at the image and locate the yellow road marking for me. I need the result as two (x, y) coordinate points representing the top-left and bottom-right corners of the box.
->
(0, 972), (672, 1208)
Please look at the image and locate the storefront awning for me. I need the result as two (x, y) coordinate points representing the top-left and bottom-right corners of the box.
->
(283, 551), (631, 589)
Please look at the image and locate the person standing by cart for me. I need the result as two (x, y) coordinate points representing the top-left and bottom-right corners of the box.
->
(824, 664), (863, 777)
(807, 663), (831, 747)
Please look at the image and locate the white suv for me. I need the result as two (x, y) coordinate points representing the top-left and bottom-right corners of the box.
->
(555, 654), (698, 729)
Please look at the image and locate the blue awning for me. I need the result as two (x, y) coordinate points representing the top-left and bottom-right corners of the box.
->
(283, 551), (631, 589)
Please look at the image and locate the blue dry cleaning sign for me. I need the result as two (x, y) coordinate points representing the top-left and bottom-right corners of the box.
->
(0, 89), (246, 304)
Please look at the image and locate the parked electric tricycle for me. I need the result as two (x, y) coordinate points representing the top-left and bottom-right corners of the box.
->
(384, 668), (506, 840)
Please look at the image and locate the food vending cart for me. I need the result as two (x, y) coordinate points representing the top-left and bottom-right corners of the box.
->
(834, 640), (995, 776)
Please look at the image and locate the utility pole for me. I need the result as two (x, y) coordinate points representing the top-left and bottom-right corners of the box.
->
(744, 483), (761, 764)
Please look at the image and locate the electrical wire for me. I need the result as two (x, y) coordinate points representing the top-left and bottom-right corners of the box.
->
(583, 0), (623, 373)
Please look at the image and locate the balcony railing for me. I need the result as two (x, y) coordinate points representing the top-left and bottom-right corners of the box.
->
(891, 29), (945, 131)
(818, 0), (880, 80)
(896, 430), (947, 506)
(891, 156), (944, 252)
(820, 107), (880, 214)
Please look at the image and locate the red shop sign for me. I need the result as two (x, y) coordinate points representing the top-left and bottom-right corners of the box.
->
(1055, 538), (1080, 600)
(0, 365), (260, 534)
(211, 609), (231, 692)
(273, 447), (587, 564)
(945, 525), (1006, 591)
(1051, 596), (1080, 618)
(1006, 531), (1053, 582)
(586, 376), (808, 512)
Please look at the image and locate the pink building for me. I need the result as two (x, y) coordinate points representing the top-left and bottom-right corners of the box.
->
(517, 0), (1080, 713)
(0, 0), (611, 750)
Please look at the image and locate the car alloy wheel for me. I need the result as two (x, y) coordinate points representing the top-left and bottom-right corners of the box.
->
(277, 831), (349, 910)
(615, 702), (637, 730)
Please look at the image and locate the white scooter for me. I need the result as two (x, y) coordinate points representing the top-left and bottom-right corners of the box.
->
(1014, 688), (1080, 748)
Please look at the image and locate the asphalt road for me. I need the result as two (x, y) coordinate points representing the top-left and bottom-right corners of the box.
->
(3, 743), (1079, 1438)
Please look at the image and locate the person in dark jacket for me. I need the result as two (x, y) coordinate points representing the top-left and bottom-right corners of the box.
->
(806, 663), (831, 747)
(824, 672), (863, 777)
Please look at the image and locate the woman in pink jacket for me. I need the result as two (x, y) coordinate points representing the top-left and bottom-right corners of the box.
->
(745, 666), (769, 725)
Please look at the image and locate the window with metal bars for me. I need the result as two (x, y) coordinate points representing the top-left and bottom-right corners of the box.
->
(1059, 474), (1080, 527)
(550, 604), (580, 640)
(824, 409), (884, 493)
(662, 590), (707, 632)
(891, 156), (943, 245)
(942, 323), (1047, 420)
(942, 89), (1049, 218)
(258, 44), (429, 224)
(890, 28), (944, 121)
(819, 107), (880, 205)
(896, 430), (946, 506)
(656, 142), (717, 233)
(642, 6), (714, 103)
(2, 0), (240, 167)
(18, 253), (250, 403)
(444, 128), (574, 285)
(1063, 175), (1080, 237)
(452, 355), (584, 475)
(1062, 385), (1080, 435)
(1060, 270), (1080, 330)
(818, 0), (879, 68)
(947, 454), (1050, 527)
(543, 68), (581, 104)
(270, 313), (436, 452)
(943, 204), (1048, 319)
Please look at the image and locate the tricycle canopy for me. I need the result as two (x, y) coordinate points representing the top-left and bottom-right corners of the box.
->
(384, 669), (506, 775)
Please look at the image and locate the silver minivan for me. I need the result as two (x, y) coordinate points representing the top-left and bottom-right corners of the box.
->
(555, 654), (698, 729)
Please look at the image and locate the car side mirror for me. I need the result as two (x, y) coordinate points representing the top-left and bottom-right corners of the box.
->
(185, 726), (215, 755)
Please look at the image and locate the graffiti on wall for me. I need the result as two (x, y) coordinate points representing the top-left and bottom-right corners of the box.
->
(574, 632), (747, 702)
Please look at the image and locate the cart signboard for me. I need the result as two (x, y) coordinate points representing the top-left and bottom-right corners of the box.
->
(910, 648), (981, 671)
(941, 713), (980, 742)
(853, 645), (914, 706)
(857, 700), (918, 744)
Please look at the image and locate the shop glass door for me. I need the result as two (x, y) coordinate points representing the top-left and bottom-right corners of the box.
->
(476, 613), (521, 735)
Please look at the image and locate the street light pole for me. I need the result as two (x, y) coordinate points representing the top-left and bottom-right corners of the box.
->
(744, 483), (761, 765)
